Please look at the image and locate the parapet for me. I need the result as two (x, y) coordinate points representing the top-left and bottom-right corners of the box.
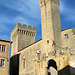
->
(11, 23), (36, 37)
(40, 0), (59, 8)
(16, 23), (36, 30)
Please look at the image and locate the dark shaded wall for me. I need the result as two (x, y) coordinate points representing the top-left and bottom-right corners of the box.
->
(58, 65), (70, 75)
(10, 54), (20, 75)
(58, 65), (75, 75)
(70, 66), (75, 75)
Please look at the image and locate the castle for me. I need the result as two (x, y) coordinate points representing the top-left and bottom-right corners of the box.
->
(10, 0), (75, 75)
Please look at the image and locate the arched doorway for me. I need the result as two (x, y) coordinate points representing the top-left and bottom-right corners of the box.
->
(47, 59), (58, 75)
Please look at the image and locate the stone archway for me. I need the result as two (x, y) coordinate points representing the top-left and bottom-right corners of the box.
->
(47, 59), (58, 75)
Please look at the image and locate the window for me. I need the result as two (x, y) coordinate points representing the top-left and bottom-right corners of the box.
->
(23, 55), (25, 69)
(65, 34), (68, 39)
(47, 40), (49, 44)
(0, 45), (1, 52)
(23, 59), (25, 69)
(2, 45), (6, 52)
(37, 49), (40, 60)
(1, 59), (5, 67)
(37, 53), (40, 60)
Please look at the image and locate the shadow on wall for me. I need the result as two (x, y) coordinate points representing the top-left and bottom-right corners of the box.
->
(58, 65), (75, 75)
(10, 54), (20, 75)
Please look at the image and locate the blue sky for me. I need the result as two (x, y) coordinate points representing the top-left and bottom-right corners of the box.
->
(0, 0), (75, 41)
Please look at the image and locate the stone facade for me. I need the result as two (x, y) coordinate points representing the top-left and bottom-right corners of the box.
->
(11, 0), (75, 75)
(0, 39), (12, 75)
(61, 28), (75, 53)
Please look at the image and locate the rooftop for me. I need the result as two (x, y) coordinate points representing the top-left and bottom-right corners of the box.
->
(61, 27), (72, 31)
(0, 39), (13, 43)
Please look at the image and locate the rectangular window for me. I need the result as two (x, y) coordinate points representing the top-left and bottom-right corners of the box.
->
(65, 34), (68, 39)
(23, 59), (25, 69)
(1, 59), (5, 67)
(38, 53), (40, 60)
(0, 45), (1, 52)
(2, 45), (6, 52)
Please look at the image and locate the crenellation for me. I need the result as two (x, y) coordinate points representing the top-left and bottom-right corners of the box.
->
(11, 23), (36, 37)
(28, 25), (32, 29)
(16, 23), (36, 32)
(40, 0), (45, 7)
(33, 26), (36, 31)
(23, 24), (27, 28)
(16, 23), (21, 26)
(40, 0), (43, 3)
(16, 23), (21, 29)
(40, 0), (59, 8)
(11, 23), (21, 35)
(40, 0), (51, 7)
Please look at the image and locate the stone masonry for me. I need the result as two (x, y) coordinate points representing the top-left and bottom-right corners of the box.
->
(11, 0), (75, 75)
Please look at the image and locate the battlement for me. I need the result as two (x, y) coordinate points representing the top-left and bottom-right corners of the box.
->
(11, 23), (36, 32)
(11, 23), (36, 37)
(40, 0), (59, 7)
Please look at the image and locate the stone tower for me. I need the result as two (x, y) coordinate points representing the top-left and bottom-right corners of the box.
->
(40, 0), (61, 52)
(11, 23), (36, 56)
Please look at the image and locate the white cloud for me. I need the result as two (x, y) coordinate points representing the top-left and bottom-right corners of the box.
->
(0, 0), (41, 29)
(0, 0), (40, 19)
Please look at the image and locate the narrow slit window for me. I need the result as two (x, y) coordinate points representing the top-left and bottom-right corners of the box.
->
(23, 55), (25, 69)
(37, 53), (40, 60)
(23, 59), (25, 69)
